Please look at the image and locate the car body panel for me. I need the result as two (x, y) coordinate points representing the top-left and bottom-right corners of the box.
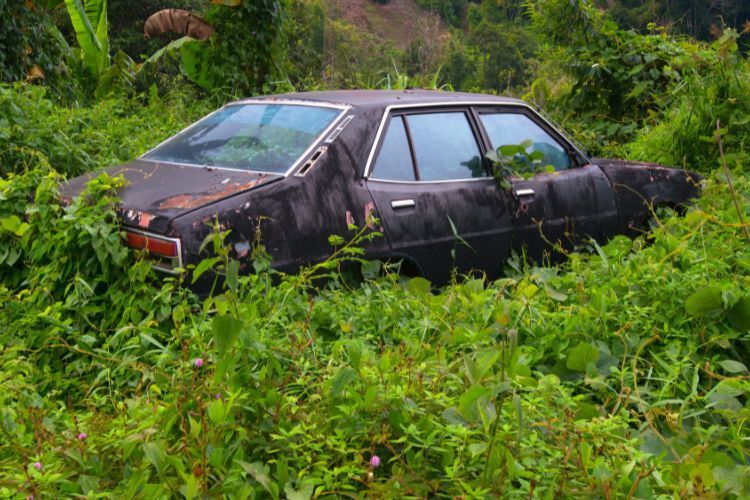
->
(596, 158), (702, 234)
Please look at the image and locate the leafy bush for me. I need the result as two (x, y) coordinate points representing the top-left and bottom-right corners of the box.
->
(0, 1), (68, 85)
(0, 83), (212, 177)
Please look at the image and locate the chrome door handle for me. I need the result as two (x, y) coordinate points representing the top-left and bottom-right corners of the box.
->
(391, 199), (416, 209)
(515, 188), (535, 197)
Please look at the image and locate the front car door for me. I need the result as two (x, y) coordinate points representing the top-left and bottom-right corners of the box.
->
(473, 106), (619, 264)
(365, 108), (514, 284)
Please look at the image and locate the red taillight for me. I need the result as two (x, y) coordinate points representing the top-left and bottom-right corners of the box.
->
(124, 231), (179, 257)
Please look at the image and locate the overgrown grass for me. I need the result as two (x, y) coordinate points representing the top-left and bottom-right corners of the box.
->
(1, 147), (749, 497)
(0, 83), (213, 178)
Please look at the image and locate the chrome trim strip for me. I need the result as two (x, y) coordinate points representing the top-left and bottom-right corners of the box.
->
(139, 100), (352, 177)
(123, 227), (183, 275)
(367, 177), (492, 185)
(229, 98), (351, 110)
(391, 199), (416, 209)
(515, 188), (535, 197)
(362, 101), (589, 178)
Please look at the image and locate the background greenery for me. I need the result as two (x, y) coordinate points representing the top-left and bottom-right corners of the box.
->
(1, 0), (750, 497)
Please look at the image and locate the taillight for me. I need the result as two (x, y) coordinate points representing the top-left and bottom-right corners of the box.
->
(123, 229), (182, 274)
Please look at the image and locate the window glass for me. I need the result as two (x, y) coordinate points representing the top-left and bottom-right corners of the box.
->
(371, 116), (415, 181)
(406, 112), (484, 181)
(144, 104), (339, 173)
(479, 113), (571, 171)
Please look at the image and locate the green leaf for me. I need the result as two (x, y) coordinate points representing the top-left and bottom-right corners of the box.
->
(685, 287), (724, 317)
(226, 259), (239, 291)
(499, 144), (523, 156)
(63, 0), (110, 77)
(566, 342), (600, 373)
(458, 385), (489, 421)
(207, 399), (226, 425)
(330, 366), (357, 398)
(727, 296), (750, 331)
(718, 360), (748, 374)
(285, 482), (314, 500)
(191, 256), (221, 283)
(237, 461), (272, 493)
(142, 441), (166, 472)
(406, 276), (432, 296)
(211, 314), (242, 358)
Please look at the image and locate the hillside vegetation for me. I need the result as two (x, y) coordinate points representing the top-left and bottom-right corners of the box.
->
(1, 0), (750, 497)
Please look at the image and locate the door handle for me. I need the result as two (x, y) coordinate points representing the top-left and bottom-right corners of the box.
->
(515, 188), (535, 197)
(391, 199), (416, 209)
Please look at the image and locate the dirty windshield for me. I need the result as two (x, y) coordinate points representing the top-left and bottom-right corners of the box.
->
(143, 103), (340, 173)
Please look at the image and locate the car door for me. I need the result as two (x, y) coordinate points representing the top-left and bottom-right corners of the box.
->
(365, 109), (514, 284)
(474, 107), (618, 264)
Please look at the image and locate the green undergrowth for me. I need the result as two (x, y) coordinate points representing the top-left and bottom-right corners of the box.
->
(0, 83), (213, 178)
(1, 158), (749, 497)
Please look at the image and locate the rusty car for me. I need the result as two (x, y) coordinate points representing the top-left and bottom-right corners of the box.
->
(64, 90), (701, 287)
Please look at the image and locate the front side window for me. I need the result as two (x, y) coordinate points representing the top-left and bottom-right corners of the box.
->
(406, 112), (484, 181)
(143, 104), (340, 173)
(479, 112), (571, 171)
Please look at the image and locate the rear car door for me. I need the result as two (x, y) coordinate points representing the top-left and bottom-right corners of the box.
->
(474, 107), (618, 263)
(365, 108), (513, 284)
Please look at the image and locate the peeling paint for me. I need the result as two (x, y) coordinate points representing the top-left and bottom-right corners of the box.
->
(138, 212), (155, 228)
(159, 178), (267, 210)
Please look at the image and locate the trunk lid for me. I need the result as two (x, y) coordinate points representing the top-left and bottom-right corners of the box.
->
(62, 160), (279, 233)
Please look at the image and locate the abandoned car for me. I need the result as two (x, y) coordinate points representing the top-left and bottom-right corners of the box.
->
(64, 90), (701, 286)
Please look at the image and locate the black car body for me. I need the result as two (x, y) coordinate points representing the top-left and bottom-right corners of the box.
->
(64, 90), (701, 286)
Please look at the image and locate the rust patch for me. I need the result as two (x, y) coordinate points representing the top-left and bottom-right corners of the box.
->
(138, 212), (155, 228)
(363, 202), (376, 229)
(159, 178), (266, 210)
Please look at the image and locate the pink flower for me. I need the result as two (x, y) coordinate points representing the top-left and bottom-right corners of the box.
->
(77, 432), (87, 441)
(194, 358), (204, 368)
(33, 462), (42, 471)
(369, 455), (381, 468)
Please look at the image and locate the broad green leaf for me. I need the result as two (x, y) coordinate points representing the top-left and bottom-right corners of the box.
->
(211, 314), (242, 358)
(191, 256), (221, 283)
(207, 399), (225, 425)
(566, 342), (600, 373)
(142, 441), (166, 472)
(458, 385), (489, 421)
(718, 360), (748, 374)
(499, 144), (522, 156)
(237, 461), (272, 493)
(285, 482), (314, 500)
(330, 366), (357, 398)
(727, 296), (750, 331)
(406, 276), (431, 296)
(685, 287), (724, 317)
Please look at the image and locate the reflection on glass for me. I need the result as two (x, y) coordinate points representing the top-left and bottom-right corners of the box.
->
(480, 113), (571, 171)
(372, 117), (416, 181)
(144, 104), (340, 173)
(406, 112), (484, 181)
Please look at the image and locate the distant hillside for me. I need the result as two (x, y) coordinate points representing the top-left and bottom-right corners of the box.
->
(323, 0), (448, 50)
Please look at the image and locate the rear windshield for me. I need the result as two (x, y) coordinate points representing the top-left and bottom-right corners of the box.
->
(143, 103), (340, 173)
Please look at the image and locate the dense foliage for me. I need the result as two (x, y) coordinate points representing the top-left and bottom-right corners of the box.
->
(1, 0), (750, 497)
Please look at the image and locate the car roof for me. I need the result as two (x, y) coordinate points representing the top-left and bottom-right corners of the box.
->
(233, 89), (525, 111)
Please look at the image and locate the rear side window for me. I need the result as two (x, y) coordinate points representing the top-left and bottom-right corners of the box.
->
(371, 116), (416, 181)
(479, 112), (571, 171)
(406, 112), (484, 181)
